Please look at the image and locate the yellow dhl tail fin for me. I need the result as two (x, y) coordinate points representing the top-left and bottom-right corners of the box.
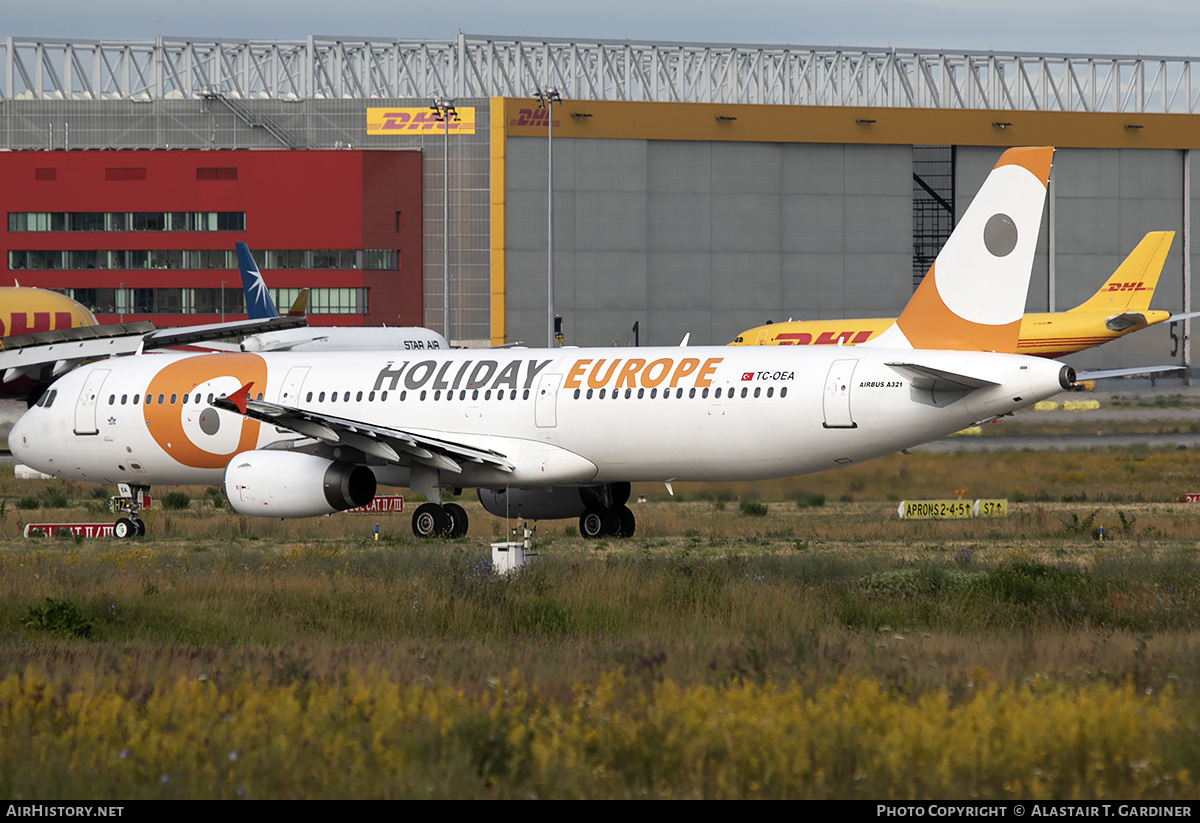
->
(1067, 231), (1174, 314)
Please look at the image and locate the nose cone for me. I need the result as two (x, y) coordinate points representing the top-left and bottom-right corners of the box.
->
(8, 406), (37, 467)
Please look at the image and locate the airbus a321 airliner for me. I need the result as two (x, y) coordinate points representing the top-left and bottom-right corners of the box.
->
(11, 147), (1076, 539)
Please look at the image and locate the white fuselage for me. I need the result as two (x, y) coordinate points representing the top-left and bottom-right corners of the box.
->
(9, 345), (1069, 490)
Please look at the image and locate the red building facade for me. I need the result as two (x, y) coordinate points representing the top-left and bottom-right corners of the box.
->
(1, 149), (423, 327)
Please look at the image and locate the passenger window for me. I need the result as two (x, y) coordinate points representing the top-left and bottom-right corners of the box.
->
(306, 392), (313, 402)
(133, 394), (140, 405)
(702, 388), (709, 398)
(356, 391), (363, 401)
(121, 395), (128, 405)
(420, 391), (427, 400)
(157, 394), (165, 405)
(319, 391), (326, 402)
(343, 392), (350, 402)
(767, 387), (774, 398)
(741, 388), (748, 398)
(108, 394), (115, 405)
(689, 388), (696, 399)
(754, 387), (761, 398)
(170, 393), (177, 404)
(523, 390), (530, 400)
(780, 387), (788, 398)
(715, 388), (722, 398)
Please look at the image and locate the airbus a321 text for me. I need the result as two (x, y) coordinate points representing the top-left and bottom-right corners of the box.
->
(11, 147), (1081, 539)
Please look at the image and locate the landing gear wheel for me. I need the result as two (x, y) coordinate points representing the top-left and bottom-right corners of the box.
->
(443, 503), (469, 538)
(135, 519), (146, 537)
(616, 505), (636, 538)
(114, 518), (136, 539)
(579, 506), (619, 539)
(412, 503), (450, 538)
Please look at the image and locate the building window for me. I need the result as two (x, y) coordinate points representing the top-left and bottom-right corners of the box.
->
(196, 167), (238, 180)
(106, 167), (147, 180)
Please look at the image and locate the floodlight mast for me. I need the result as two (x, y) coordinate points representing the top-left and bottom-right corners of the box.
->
(431, 97), (459, 344)
(536, 88), (562, 347)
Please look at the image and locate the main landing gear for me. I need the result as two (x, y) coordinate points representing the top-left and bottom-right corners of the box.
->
(411, 501), (469, 539)
(579, 482), (636, 539)
(579, 504), (636, 539)
(111, 483), (149, 539)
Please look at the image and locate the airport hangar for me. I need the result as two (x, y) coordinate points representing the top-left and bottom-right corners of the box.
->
(2, 35), (1199, 375)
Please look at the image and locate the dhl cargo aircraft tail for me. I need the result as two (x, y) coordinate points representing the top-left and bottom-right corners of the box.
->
(729, 222), (1174, 358)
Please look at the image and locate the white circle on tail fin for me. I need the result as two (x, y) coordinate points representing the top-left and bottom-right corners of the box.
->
(933, 164), (1045, 326)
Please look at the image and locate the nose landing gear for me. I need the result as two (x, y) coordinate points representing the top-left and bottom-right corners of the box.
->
(111, 483), (149, 539)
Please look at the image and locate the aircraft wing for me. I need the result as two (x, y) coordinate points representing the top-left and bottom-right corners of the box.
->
(211, 393), (515, 475)
(140, 316), (307, 349)
(0, 316), (308, 384)
(885, 362), (1000, 392)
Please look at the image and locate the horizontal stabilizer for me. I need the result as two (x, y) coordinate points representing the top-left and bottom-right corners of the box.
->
(1075, 365), (1183, 381)
(1168, 311), (1200, 322)
(886, 362), (1000, 393)
(1104, 312), (1149, 332)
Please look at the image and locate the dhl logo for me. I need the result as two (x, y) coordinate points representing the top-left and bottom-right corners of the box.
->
(366, 107), (476, 136)
(1104, 282), (1148, 292)
(510, 108), (562, 129)
(0, 311), (74, 338)
(564, 357), (723, 391)
(774, 330), (876, 346)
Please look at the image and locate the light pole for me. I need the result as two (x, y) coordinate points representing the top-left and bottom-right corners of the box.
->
(431, 97), (459, 344)
(535, 88), (562, 347)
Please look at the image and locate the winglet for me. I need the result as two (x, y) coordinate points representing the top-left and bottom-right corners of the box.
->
(868, 147), (1053, 352)
(286, 288), (310, 318)
(1068, 231), (1174, 314)
(236, 243), (279, 320)
(222, 381), (255, 414)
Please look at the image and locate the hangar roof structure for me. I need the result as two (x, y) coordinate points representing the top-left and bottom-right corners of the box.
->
(5, 33), (1200, 113)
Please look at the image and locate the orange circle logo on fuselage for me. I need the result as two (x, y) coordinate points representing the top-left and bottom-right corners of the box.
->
(144, 354), (268, 469)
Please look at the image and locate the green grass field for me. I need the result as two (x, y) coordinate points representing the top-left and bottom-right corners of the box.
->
(2, 447), (1200, 798)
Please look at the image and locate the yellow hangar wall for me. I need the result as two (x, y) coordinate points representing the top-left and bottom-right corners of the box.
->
(489, 96), (1200, 347)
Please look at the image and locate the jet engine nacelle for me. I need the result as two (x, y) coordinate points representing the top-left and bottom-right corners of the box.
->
(223, 451), (376, 518)
(478, 482), (630, 520)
